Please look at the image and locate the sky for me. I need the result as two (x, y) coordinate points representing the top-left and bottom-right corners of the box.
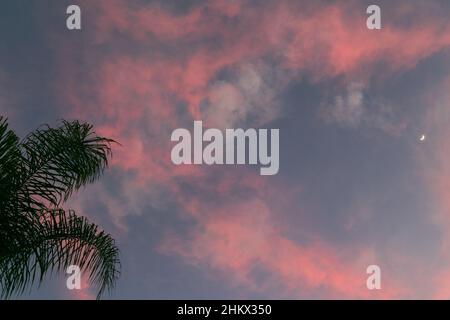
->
(1, 0), (450, 299)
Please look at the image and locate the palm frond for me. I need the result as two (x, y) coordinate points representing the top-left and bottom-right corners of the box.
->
(0, 118), (120, 299)
(18, 120), (115, 210)
(0, 208), (120, 299)
(0, 117), (21, 207)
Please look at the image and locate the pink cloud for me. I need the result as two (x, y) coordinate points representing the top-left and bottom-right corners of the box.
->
(159, 197), (404, 298)
(47, 0), (450, 298)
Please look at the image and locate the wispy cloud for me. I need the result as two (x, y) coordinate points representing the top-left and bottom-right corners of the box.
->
(18, 0), (450, 298)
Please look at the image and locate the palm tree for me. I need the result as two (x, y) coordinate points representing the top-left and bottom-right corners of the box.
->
(0, 116), (120, 299)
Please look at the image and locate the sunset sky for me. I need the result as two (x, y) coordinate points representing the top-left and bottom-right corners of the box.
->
(1, 0), (450, 299)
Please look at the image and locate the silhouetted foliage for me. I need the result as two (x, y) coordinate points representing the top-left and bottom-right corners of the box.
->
(0, 116), (120, 299)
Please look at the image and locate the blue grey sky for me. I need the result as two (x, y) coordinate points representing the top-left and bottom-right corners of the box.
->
(2, 0), (450, 299)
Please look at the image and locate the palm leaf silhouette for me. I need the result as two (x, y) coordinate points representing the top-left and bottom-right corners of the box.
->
(0, 116), (120, 299)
